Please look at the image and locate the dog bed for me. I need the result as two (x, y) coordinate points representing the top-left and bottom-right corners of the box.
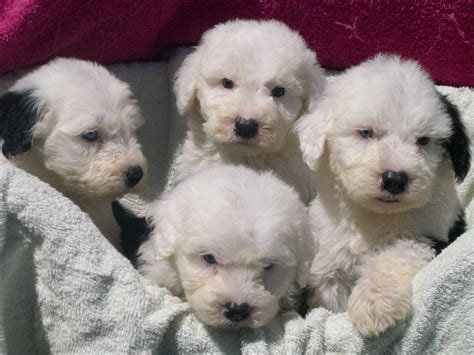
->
(1, 54), (474, 353)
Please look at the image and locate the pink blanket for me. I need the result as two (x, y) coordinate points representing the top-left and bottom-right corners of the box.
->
(0, 1), (472, 86)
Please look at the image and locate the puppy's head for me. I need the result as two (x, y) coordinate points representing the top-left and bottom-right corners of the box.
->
(174, 19), (326, 156)
(297, 54), (470, 214)
(0, 58), (147, 200)
(143, 166), (315, 328)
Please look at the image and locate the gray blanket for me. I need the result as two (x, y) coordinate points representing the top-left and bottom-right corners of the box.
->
(1, 56), (473, 353)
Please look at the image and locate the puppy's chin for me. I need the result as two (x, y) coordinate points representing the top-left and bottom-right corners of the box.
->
(185, 285), (279, 329)
(61, 168), (146, 201)
(63, 178), (131, 201)
(217, 141), (279, 157)
(203, 119), (286, 157)
(332, 165), (433, 215)
(351, 193), (430, 215)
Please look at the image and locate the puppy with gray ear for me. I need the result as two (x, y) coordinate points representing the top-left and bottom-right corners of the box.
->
(0, 58), (147, 248)
(172, 19), (326, 203)
(138, 165), (316, 328)
(296, 54), (470, 336)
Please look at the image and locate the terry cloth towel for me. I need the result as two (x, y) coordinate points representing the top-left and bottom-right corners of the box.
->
(1, 56), (474, 353)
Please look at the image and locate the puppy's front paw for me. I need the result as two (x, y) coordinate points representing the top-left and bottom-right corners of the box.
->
(347, 283), (411, 337)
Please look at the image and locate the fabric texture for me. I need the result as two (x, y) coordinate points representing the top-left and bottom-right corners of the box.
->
(0, 1), (473, 86)
(1, 58), (474, 353)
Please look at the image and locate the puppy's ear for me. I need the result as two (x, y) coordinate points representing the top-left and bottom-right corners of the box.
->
(294, 218), (317, 288)
(147, 197), (181, 258)
(150, 220), (178, 258)
(295, 97), (333, 171)
(439, 93), (471, 183)
(0, 90), (40, 158)
(173, 49), (202, 116)
(302, 57), (327, 113)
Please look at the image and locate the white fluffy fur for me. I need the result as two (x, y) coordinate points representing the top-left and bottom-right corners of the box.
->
(138, 165), (316, 328)
(173, 19), (326, 203)
(7, 58), (147, 247)
(296, 55), (463, 336)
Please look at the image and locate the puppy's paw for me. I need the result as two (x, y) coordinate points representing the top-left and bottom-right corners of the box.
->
(347, 283), (411, 337)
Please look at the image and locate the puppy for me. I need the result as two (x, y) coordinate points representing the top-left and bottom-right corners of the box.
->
(138, 165), (315, 328)
(296, 54), (471, 336)
(172, 19), (326, 203)
(0, 58), (147, 248)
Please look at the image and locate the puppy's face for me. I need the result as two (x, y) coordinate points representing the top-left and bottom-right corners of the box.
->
(174, 20), (325, 156)
(144, 167), (315, 328)
(34, 94), (146, 200)
(297, 55), (470, 214)
(176, 229), (296, 328)
(327, 103), (447, 214)
(1, 58), (147, 200)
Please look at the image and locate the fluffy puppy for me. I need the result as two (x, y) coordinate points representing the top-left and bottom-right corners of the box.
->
(138, 165), (315, 328)
(0, 58), (147, 248)
(173, 19), (326, 203)
(296, 54), (471, 336)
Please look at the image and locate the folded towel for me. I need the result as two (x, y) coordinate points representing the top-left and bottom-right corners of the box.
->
(1, 160), (473, 353)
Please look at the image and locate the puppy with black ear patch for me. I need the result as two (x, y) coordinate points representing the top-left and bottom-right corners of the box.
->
(296, 54), (471, 336)
(0, 58), (147, 248)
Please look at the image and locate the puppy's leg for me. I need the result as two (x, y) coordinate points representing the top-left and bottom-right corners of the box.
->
(307, 237), (358, 313)
(347, 239), (434, 336)
(307, 275), (353, 313)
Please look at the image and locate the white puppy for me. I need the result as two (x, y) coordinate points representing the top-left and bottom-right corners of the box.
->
(0, 58), (147, 248)
(172, 19), (326, 203)
(138, 165), (315, 328)
(296, 54), (470, 336)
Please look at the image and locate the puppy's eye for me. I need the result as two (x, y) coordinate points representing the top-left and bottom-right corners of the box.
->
(358, 129), (374, 140)
(82, 130), (99, 141)
(264, 263), (274, 271)
(222, 78), (234, 89)
(202, 254), (217, 264)
(416, 137), (431, 146)
(271, 86), (285, 97)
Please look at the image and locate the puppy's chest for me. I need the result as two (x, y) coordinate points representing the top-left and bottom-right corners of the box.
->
(182, 138), (316, 203)
(245, 154), (314, 195)
(347, 217), (421, 255)
(314, 224), (398, 287)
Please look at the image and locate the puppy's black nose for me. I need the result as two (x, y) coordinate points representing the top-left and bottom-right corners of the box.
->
(224, 302), (250, 322)
(234, 117), (258, 139)
(381, 170), (408, 195)
(126, 166), (143, 187)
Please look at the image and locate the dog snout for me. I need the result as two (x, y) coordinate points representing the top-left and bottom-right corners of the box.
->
(234, 117), (259, 139)
(125, 166), (144, 187)
(224, 302), (251, 322)
(381, 170), (408, 195)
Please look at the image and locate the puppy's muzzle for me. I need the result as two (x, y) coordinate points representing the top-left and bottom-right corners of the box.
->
(234, 117), (259, 139)
(381, 170), (408, 195)
(125, 166), (144, 187)
(224, 302), (250, 322)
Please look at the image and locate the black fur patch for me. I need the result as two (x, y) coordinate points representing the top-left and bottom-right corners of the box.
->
(433, 211), (467, 255)
(298, 287), (311, 317)
(438, 93), (471, 183)
(112, 201), (151, 266)
(0, 90), (41, 158)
